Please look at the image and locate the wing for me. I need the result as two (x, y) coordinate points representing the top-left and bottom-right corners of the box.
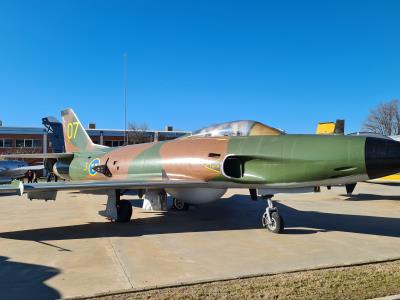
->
(0, 179), (208, 195)
(0, 165), (44, 181)
(14, 165), (45, 172)
(0, 180), (24, 195)
(0, 153), (74, 159)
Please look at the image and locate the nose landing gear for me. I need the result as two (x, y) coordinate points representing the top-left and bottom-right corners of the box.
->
(261, 195), (284, 234)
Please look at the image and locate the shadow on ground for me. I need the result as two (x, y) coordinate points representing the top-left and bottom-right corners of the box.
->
(0, 195), (400, 242)
(0, 256), (60, 300)
(342, 193), (400, 201)
(1, 194), (400, 242)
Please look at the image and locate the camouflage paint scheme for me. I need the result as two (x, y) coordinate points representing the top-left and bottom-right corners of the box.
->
(5, 107), (400, 200)
(60, 109), (367, 188)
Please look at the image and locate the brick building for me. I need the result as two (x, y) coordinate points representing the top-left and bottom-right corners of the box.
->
(0, 123), (190, 165)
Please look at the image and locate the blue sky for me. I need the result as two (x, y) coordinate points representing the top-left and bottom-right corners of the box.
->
(0, 0), (399, 133)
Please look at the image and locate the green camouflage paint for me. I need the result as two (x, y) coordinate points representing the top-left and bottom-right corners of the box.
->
(60, 109), (368, 186)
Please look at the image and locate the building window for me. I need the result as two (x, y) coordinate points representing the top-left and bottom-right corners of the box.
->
(16, 139), (24, 147)
(104, 140), (124, 147)
(24, 139), (33, 148)
(4, 139), (12, 147)
(112, 141), (122, 147)
(33, 140), (42, 147)
(13, 139), (41, 148)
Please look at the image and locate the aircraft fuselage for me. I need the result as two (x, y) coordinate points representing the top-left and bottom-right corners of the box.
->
(55, 134), (400, 189)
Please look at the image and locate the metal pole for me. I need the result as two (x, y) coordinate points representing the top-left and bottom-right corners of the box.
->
(43, 130), (48, 177)
(124, 52), (128, 145)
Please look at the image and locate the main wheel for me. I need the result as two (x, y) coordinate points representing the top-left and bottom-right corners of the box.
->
(172, 198), (189, 211)
(262, 211), (284, 233)
(116, 200), (132, 222)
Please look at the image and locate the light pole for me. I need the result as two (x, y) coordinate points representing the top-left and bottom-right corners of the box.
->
(123, 52), (128, 145)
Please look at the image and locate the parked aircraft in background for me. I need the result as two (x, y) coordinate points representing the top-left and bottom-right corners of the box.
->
(0, 116), (64, 185)
(2, 109), (400, 234)
(0, 160), (43, 184)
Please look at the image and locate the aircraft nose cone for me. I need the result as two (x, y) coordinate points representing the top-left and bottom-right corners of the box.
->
(365, 137), (400, 179)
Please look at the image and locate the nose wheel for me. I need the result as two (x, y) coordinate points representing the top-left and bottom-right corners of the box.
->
(261, 196), (284, 233)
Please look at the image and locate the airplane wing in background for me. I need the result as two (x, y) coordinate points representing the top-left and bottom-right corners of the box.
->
(0, 153), (74, 159)
(0, 179), (208, 196)
(14, 165), (45, 172)
(0, 165), (45, 184)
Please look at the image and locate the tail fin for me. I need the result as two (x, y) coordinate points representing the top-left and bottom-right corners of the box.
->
(61, 108), (106, 153)
(316, 119), (345, 135)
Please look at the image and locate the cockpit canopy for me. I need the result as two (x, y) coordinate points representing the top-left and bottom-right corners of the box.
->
(191, 120), (284, 137)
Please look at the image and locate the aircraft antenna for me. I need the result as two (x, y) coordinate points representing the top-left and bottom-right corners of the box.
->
(123, 52), (128, 145)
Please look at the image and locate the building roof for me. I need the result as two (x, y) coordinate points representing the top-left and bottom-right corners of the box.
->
(86, 128), (190, 137)
(0, 126), (190, 137)
(0, 127), (47, 135)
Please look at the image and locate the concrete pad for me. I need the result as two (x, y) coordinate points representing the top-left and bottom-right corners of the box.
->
(0, 182), (399, 299)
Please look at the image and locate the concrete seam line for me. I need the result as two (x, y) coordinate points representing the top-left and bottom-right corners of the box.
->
(64, 257), (400, 300)
(107, 237), (134, 289)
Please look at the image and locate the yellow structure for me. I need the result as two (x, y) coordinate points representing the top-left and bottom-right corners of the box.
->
(369, 173), (400, 183)
(316, 122), (336, 134)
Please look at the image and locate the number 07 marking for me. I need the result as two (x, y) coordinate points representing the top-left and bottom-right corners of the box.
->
(67, 121), (80, 140)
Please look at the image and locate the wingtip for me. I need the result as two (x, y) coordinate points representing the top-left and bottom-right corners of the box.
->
(11, 180), (24, 196)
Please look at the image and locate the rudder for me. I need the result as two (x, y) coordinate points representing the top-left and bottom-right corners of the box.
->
(61, 108), (105, 153)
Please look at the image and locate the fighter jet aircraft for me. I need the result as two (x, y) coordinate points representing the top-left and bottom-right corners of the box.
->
(1, 108), (400, 234)
(0, 160), (43, 184)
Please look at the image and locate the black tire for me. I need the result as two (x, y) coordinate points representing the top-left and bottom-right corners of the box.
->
(116, 200), (132, 222)
(172, 198), (189, 211)
(264, 211), (284, 234)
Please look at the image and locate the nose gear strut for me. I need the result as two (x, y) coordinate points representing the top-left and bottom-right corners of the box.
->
(261, 195), (284, 234)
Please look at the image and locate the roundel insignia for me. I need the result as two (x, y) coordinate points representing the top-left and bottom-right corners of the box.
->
(89, 158), (100, 176)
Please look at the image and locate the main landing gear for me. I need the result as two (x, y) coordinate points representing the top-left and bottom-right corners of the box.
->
(171, 198), (189, 211)
(116, 198), (132, 222)
(261, 195), (284, 234)
(99, 189), (132, 222)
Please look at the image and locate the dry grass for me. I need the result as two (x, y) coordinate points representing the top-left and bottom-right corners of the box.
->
(87, 260), (400, 300)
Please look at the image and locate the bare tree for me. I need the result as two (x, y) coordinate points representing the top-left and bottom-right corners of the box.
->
(363, 100), (400, 136)
(127, 122), (149, 144)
